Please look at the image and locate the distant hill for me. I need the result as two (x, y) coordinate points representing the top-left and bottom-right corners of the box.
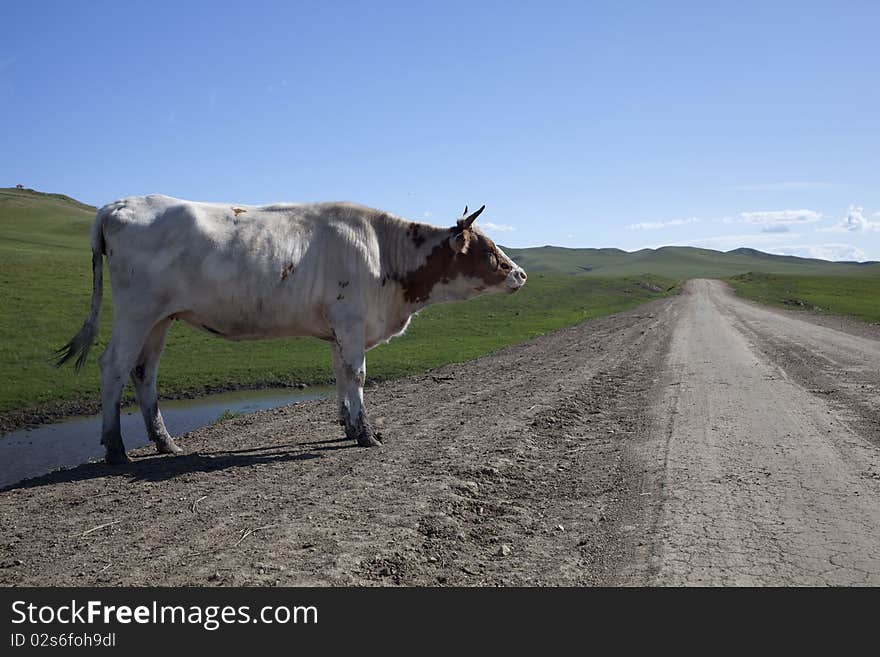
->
(3, 187), (877, 279)
(503, 244), (880, 279)
(0, 187), (97, 252)
(2, 187), (96, 212)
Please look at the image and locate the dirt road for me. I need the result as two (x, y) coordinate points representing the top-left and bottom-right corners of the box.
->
(638, 280), (880, 585)
(2, 279), (879, 586)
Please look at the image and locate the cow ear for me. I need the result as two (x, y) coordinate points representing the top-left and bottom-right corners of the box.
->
(450, 228), (472, 254)
(457, 204), (485, 230)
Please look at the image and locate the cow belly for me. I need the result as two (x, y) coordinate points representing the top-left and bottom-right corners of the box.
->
(365, 314), (412, 349)
(171, 305), (328, 341)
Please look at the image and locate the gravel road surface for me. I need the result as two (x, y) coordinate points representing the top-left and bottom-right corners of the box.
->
(639, 280), (880, 585)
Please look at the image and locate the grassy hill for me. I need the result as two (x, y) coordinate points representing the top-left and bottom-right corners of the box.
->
(728, 272), (880, 323)
(0, 188), (674, 423)
(504, 244), (880, 278)
(502, 244), (880, 326)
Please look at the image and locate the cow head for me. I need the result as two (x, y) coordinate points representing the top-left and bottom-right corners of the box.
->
(446, 205), (527, 295)
(398, 205), (527, 305)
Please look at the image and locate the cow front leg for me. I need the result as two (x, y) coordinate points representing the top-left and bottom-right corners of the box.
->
(330, 342), (349, 427)
(131, 318), (182, 455)
(331, 325), (382, 447)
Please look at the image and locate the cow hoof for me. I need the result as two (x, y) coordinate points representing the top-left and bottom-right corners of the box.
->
(155, 439), (184, 455)
(105, 449), (131, 465)
(356, 429), (384, 447)
(357, 434), (383, 447)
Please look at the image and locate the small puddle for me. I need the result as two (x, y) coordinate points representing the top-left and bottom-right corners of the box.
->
(0, 386), (333, 489)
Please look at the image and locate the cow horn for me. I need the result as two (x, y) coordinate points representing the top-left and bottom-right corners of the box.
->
(458, 204), (485, 229)
(462, 205), (468, 216)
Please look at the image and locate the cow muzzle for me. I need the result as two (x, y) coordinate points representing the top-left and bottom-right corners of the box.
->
(505, 267), (527, 292)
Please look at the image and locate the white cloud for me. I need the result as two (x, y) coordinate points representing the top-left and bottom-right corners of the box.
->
(626, 217), (700, 230)
(655, 231), (870, 263)
(770, 243), (868, 262)
(842, 205), (872, 231)
(684, 232), (803, 251)
(760, 224), (791, 234)
(481, 222), (515, 232)
(820, 205), (880, 233)
(727, 209), (823, 225)
(723, 209), (822, 234)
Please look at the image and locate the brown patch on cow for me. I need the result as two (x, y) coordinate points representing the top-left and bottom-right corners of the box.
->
(232, 207), (247, 216)
(281, 263), (295, 280)
(398, 238), (455, 303)
(451, 229), (474, 254)
(397, 229), (510, 304)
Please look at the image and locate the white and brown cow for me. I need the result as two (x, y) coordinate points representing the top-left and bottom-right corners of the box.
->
(57, 195), (527, 463)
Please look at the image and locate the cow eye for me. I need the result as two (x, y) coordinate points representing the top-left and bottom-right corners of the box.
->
(500, 261), (510, 270)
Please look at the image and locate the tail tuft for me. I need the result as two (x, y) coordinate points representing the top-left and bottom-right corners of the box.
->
(54, 325), (96, 371)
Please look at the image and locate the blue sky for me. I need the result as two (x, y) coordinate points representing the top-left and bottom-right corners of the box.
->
(2, 1), (879, 260)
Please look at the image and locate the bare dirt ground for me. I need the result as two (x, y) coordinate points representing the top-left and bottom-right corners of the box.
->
(2, 279), (879, 586)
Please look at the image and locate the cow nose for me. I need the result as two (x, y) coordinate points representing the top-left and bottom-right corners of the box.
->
(516, 270), (527, 282)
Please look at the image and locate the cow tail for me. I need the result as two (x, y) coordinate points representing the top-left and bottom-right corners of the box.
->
(55, 211), (106, 371)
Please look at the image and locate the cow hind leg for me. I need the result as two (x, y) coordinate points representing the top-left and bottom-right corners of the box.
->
(130, 318), (182, 455)
(98, 318), (156, 464)
(330, 324), (382, 447)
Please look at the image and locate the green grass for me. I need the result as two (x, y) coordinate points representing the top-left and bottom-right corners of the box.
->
(215, 410), (244, 423)
(728, 272), (880, 323)
(0, 187), (676, 418)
